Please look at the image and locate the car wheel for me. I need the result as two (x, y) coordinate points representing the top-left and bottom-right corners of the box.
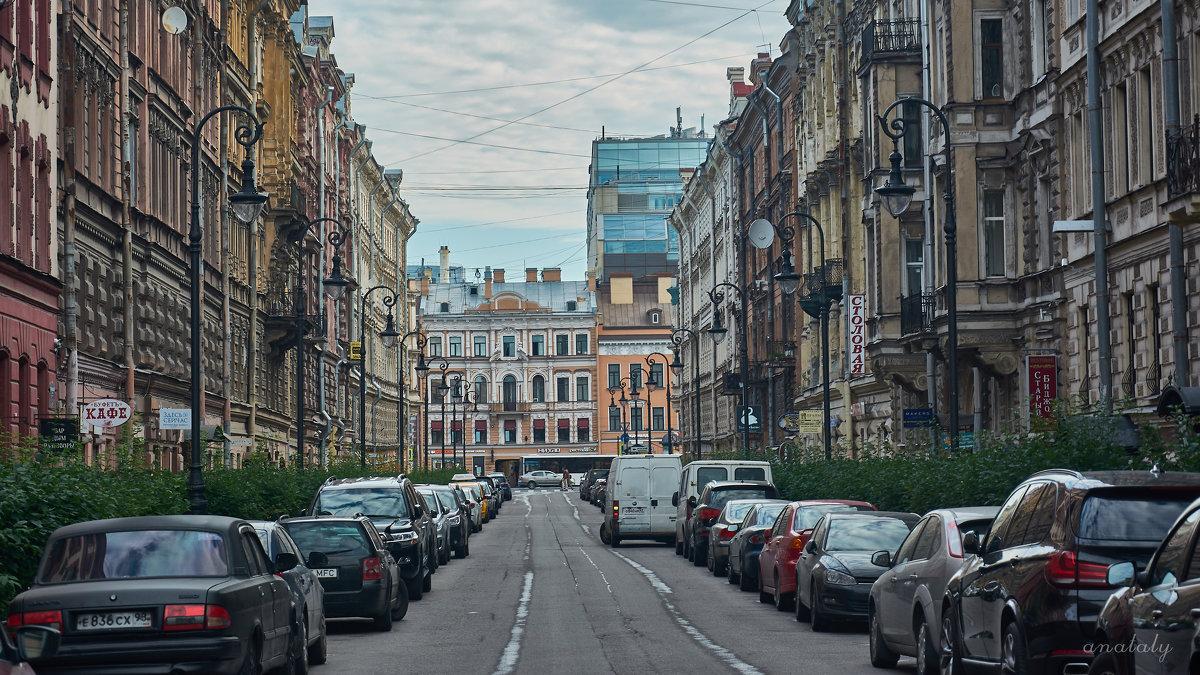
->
(758, 575), (771, 604)
(675, 535), (684, 556)
(727, 558), (738, 584)
(868, 605), (899, 668)
(391, 580), (409, 622)
(706, 547), (715, 573)
(915, 615), (938, 675)
(793, 581), (810, 621)
(237, 636), (262, 675)
(611, 533), (621, 547)
(307, 616), (327, 665)
(527, 481), (536, 489)
(372, 598), (394, 632)
(810, 583), (830, 632)
(463, 538), (470, 557)
(422, 569), (433, 593)
(284, 615), (308, 675)
(406, 572), (424, 601)
(773, 574), (792, 611)
(1000, 620), (1029, 675)
(940, 606), (964, 675)
(739, 564), (756, 593)
(692, 540), (706, 567)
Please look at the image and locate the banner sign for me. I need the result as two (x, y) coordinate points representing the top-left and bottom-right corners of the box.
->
(903, 408), (934, 429)
(1027, 355), (1058, 419)
(736, 406), (762, 433)
(797, 411), (822, 434)
(847, 294), (867, 377)
(39, 418), (79, 452)
(159, 408), (191, 430)
(82, 399), (131, 429)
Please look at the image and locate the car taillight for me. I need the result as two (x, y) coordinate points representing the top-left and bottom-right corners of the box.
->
(7, 610), (62, 631)
(612, 500), (620, 517)
(164, 604), (207, 631)
(946, 519), (964, 558)
(1045, 550), (1110, 588)
(362, 556), (383, 581)
(718, 527), (735, 541)
(698, 507), (720, 523)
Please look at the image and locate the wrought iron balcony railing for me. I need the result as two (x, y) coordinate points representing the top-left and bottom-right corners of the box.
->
(900, 293), (935, 336)
(859, 19), (921, 70)
(1167, 115), (1200, 200)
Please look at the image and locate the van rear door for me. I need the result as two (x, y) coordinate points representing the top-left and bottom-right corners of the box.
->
(650, 464), (679, 535)
(616, 461), (651, 533)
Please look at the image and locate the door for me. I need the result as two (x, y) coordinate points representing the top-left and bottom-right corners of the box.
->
(879, 517), (932, 646)
(649, 464), (679, 536)
(797, 517), (829, 605)
(758, 506), (792, 593)
(1129, 509), (1200, 675)
(240, 531), (286, 664)
(616, 463), (651, 533)
(959, 485), (1028, 661)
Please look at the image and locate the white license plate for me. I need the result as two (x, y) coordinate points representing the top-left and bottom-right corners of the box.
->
(75, 610), (153, 631)
(623, 506), (646, 513)
(314, 568), (339, 578)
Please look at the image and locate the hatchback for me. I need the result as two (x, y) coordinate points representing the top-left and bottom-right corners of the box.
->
(758, 500), (876, 612)
(707, 499), (775, 577)
(941, 469), (1200, 675)
(728, 501), (790, 592)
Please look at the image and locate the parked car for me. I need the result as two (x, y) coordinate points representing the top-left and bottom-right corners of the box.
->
(685, 480), (780, 566)
(476, 477), (502, 516)
(487, 473), (513, 501)
(580, 469), (609, 501)
(282, 516), (406, 630)
(591, 478), (608, 508)
(602, 454), (682, 547)
(728, 501), (790, 591)
(1091, 494), (1200, 675)
(417, 486), (453, 565)
(457, 483), (485, 531)
(451, 473), (477, 482)
(794, 511), (920, 631)
(458, 481), (490, 523)
(0, 625), (59, 675)
(707, 499), (775, 577)
(758, 500), (877, 611)
(7, 515), (298, 674)
(250, 519), (329, 666)
(519, 469), (560, 488)
(867, 506), (998, 674)
(430, 485), (471, 558)
(311, 475), (435, 600)
(942, 469), (1200, 675)
(674, 460), (772, 557)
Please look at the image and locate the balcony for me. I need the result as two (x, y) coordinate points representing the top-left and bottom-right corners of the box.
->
(1167, 115), (1200, 222)
(899, 294), (934, 336)
(859, 19), (921, 72)
(798, 259), (845, 318)
(490, 401), (531, 414)
(263, 286), (317, 356)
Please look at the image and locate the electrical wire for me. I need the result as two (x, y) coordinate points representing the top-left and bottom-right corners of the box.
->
(420, 209), (579, 233)
(356, 95), (624, 135)
(639, 0), (771, 10)
(369, 126), (591, 158)
(404, 166), (587, 176)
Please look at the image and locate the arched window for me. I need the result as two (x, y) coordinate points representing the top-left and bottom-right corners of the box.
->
(36, 361), (48, 421)
(17, 356), (30, 436)
(474, 375), (488, 403)
(0, 351), (9, 436)
(502, 375), (518, 407)
(531, 375), (545, 403)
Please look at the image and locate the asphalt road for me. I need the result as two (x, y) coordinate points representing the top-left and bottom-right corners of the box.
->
(316, 489), (917, 674)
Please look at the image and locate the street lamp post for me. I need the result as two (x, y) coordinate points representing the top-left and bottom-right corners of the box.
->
(876, 98), (960, 446)
(646, 353), (673, 453)
(608, 378), (637, 453)
(398, 330), (429, 471)
(669, 328), (702, 458)
(707, 282), (750, 457)
(358, 285), (400, 467)
(188, 106), (267, 515)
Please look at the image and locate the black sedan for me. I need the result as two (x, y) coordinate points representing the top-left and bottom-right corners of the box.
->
(727, 501), (790, 592)
(6, 515), (297, 675)
(250, 520), (328, 666)
(794, 511), (920, 631)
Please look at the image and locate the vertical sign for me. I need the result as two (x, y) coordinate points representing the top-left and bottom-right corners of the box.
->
(847, 294), (867, 377)
(1027, 355), (1058, 419)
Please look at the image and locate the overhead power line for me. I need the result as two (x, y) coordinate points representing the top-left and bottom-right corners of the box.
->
(404, 166), (588, 176)
(419, 209), (578, 233)
(370, 126), (591, 158)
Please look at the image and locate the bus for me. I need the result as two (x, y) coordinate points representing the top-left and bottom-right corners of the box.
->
(508, 454), (614, 487)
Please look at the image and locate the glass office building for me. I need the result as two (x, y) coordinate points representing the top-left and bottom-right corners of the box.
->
(587, 135), (710, 280)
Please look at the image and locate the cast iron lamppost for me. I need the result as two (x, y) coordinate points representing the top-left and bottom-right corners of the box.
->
(645, 353), (674, 453)
(668, 328), (703, 458)
(706, 283), (751, 457)
(357, 286), (401, 467)
(608, 378), (638, 453)
(876, 97), (960, 446)
(397, 330), (429, 470)
(188, 106), (267, 514)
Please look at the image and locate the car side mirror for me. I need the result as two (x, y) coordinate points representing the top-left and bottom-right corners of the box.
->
(671, 492), (679, 507)
(307, 551), (329, 568)
(1107, 560), (1137, 587)
(871, 550), (892, 568)
(687, 496), (697, 508)
(961, 531), (980, 555)
(413, 504), (424, 518)
(804, 540), (817, 554)
(14, 626), (61, 662)
(274, 552), (298, 573)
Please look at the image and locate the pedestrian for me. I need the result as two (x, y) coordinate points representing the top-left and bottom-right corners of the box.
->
(561, 467), (571, 491)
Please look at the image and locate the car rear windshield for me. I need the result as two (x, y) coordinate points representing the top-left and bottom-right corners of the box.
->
(794, 504), (865, 531)
(826, 518), (913, 552)
(283, 521), (371, 560)
(755, 505), (787, 526)
(316, 487), (410, 519)
(710, 488), (775, 508)
(40, 530), (228, 582)
(734, 467), (767, 481)
(696, 467), (728, 489)
(1079, 494), (1197, 542)
(722, 502), (757, 522)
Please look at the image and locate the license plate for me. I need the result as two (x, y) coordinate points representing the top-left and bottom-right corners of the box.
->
(314, 568), (339, 578)
(75, 610), (152, 631)
(623, 506), (646, 513)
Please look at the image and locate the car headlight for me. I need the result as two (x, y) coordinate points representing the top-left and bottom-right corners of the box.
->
(824, 569), (856, 586)
(448, 515), (462, 525)
(390, 530), (418, 543)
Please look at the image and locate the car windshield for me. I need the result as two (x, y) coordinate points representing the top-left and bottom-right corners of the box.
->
(316, 488), (410, 519)
(794, 504), (864, 531)
(710, 488), (774, 508)
(722, 502), (757, 523)
(40, 530), (229, 582)
(754, 504), (787, 526)
(825, 517), (913, 552)
(436, 491), (457, 511)
(283, 521), (370, 560)
(1079, 494), (1197, 542)
(420, 492), (440, 514)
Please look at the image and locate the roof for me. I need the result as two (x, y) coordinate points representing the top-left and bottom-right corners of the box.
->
(703, 480), (775, 490)
(936, 506), (1001, 522)
(320, 476), (409, 490)
(50, 515), (245, 539)
(685, 460), (770, 467)
(422, 280), (594, 315)
(827, 511), (921, 523)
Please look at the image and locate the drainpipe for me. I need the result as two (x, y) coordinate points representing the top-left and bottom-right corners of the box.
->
(118, 0), (134, 410)
(1161, 0), (1190, 387)
(61, 0), (80, 423)
(836, 0), (852, 451)
(918, 0), (937, 445)
(313, 87), (332, 465)
(219, 0), (234, 466)
(1086, 0), (1113, 411)
(760, 82), (784, 173)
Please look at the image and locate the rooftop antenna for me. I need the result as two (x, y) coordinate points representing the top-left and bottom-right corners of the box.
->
(676, 107), (683, 138)
(601, 125), (606, 140)
(700, 114), (706, 136)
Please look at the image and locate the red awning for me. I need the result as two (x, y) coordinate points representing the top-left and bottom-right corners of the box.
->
(451, 420), (462, 431)
(503, 420), (516, 430)
(577, 418), (589, 428)
(533, 419), (546, 429)
(474, 420), (487, 431)
(430, 421), (443, 431)
(557, 419), (570, 429)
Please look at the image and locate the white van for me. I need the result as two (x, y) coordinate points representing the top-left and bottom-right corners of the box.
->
(673, 460), (772, 554)
(602, 454), (682, 547)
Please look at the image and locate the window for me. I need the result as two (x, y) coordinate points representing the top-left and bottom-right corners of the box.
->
(607, 364), (620, 389)
(576, 376), (589, 402)
(652, 407), (665, 431)
(983, 189), (1006, 277)
(557, 420), (570, 443)
(532, 375), (545, 403)
(629, 363), (643, 389)
(474, 420), (487, 444)
(503, 420), (517, 444)
(473, 335), (487, 357)
(126, 118), (139, 204)
(40, 530), (231, 582)
(575, 334), (588, 354)
(449, 336), (462, 357)
(450, 421), (463, 445)
(1078, 305), (1091, 403)
(533, 420), (546, 443)
(631, 405), (644, 431)
(649, 363), (664, 388)
(1149, 286), (1163, 392)
(649, 310), (662, 325)
(984, 485), (1029, 554)
(577, 418), (590, 443)
(1030, 0), (1049, 81)
(430, 379), (445, 404)
(1124, 293), (1137, 396)
(1005, 482), (1054, 547)
(474, 375), (488, 403)
(428, 337), (443, 357)
(895, 519), (929, 565)
(1111, 81), (1129, 194)
(557, 376), (570, 402)
(979, 18), (1004, 99)
(901, 100), (923, 167)
(608, 406), (621, 431)
(439, 302), (450, 313)
(430, 422), (444, 446)
(503, 375), (518, 404)
(556, 334), (569, 355)
(1136, 66), (1155, 186)
(1151, 511), (1200, 586)
(905, 238), (924, 296)
(915, 516), (943, 561)
(531, 335), (545, 356)
(502, 336), (516, 357)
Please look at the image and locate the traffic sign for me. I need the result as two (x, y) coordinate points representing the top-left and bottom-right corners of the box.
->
(736, 406), (761, 433)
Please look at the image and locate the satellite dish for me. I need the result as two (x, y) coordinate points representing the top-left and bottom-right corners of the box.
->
(162, 6), (189, 35)
(747, 218), (776, 249)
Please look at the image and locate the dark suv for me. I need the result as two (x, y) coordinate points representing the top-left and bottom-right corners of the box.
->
(311, 476), (436, 601)
(941, 469), (1200, 675)
(685, 481), (779, 567)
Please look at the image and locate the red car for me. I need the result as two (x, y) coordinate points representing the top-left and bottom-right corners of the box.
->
(757, 500), (876, 611)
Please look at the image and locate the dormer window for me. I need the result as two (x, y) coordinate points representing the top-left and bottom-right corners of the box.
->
(439, 302), (450, 313)
(566, 300), (577, 311)
(648, 309), (662, 325)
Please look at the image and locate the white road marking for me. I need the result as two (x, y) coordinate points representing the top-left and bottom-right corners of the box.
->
(492, 570), (534, 675)
(577, 546), (613, 594)
(563, 491), (591, 534)
(611, 551), (764, 675)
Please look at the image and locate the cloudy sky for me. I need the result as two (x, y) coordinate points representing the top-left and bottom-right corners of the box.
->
(308, 0), (791, 280)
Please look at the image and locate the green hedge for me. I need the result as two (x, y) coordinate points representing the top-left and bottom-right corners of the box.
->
(0, 443), (459, 613)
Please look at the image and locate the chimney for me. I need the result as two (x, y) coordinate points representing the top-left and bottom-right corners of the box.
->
(483, 267), (493, 299)
(726, 66), (744, 85)
(420, 269), (431, 297)
(541, 268), (561, 282)
(586, 270), (596, 292)
(525, 268), (538, 283)
(493, 268), (505, 283)
(749, 52), (772, 86)
(439, 246), (451, 284)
